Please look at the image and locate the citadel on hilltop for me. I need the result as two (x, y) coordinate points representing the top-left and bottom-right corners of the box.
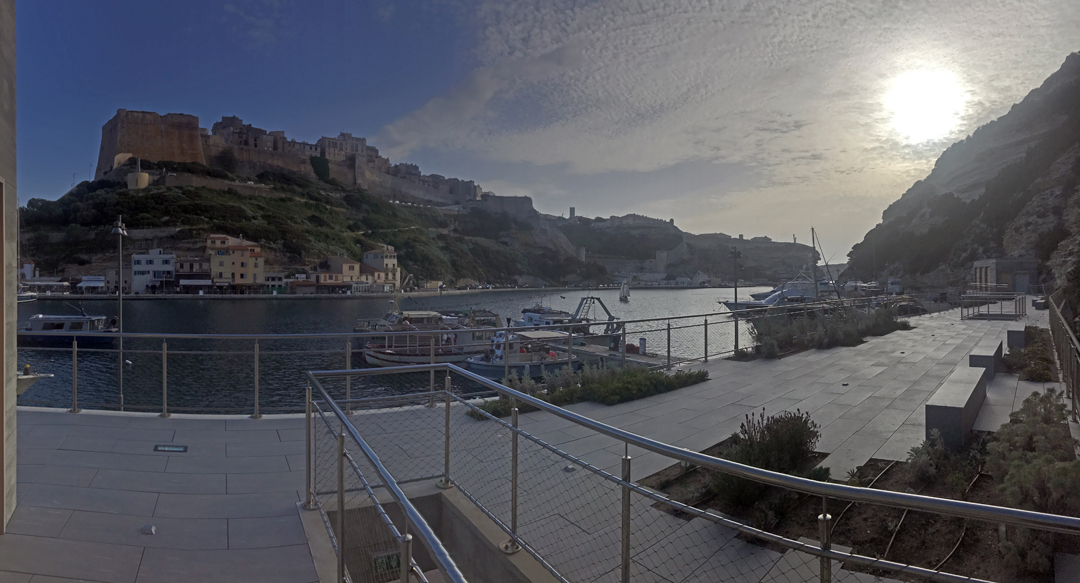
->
(94, 109), (485, 207)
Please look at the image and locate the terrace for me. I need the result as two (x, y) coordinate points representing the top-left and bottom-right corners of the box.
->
(3, 302), (1079, 583)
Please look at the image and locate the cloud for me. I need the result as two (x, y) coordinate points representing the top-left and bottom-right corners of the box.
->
(377, 0), (1080, 254)
(376, 43), (583, 159)
(223, 0), (287, 48)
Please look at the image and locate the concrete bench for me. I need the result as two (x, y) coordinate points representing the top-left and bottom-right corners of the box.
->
(968, 338), (1003, 378)
(1006, 324), (1026, 350)
(926, 366), (988, 450)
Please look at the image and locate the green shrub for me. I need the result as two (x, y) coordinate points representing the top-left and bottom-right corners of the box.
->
(986, 389), (1080, 574)
(751, 307), (908, 356)
(712, 409), (820, 508)
(473, 366), (709, 418)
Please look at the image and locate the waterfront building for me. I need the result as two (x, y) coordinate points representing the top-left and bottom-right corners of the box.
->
(130, 248), (175, 293)
(104, 267), (131, 294)
(205, 234), (265, 292)
(263, 272), (286, 293)
(327, 255), (362, 282)
(75, 275), (107, 293)
(363, 244), (399, 291)
(17, 259), (33, 280)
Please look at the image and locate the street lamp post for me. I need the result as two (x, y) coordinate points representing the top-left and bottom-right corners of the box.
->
(112, 216), (128, 410)
(730, 248), (742, 353)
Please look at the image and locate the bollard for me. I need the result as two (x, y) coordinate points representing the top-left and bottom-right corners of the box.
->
(252, 340), (261, 419)
(160, 341), (170, 418)
(70, 339), (79, 413)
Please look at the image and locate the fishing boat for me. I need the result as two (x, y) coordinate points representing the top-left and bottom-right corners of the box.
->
(465, 330), (581, 380)
(18, 307), (117, 348)
(619, 281), (630, 303)
(354, 310), (499, 367)
(515, 296), (623, 336)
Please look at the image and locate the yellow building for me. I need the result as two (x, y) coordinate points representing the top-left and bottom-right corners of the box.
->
(327, 256), (361, 282)
(205, 234), (265, 290)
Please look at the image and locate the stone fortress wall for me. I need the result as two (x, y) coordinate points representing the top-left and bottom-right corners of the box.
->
(93, 109), (492, 209)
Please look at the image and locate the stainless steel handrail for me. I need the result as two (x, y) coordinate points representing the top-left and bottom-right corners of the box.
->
(307, 363), (1080, 536)
(307, 371), (469, 583)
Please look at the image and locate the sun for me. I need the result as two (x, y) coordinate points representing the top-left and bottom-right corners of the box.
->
(883, 69), (968, 144)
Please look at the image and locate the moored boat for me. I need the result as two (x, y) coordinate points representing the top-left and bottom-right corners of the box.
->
(18, 311), (117, 348)
(465, 330), (581, 381)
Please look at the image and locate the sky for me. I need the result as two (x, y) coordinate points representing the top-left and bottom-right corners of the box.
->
(14, 0), (1080, 260)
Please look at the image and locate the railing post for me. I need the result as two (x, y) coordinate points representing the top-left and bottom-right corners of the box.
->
(430, 337), (436, 392)
(437, 376), (452, 489)
(703, 317), (708, 362)
(252, 339), (261, 419)
(398, 533), (413, 583)
(70, 339), (79, 413)
(734, 311), (740, 353)
(621, 453), (632, 583)
(305, 380), (314, 510)
(620, 328), (626, 368)
(345, 341), (351, 415)
(160, 341), (170, 418)
(567, 330), (574, 371)
(501, 406), (522, 554)
(337, 430), (346, 583)
(666, 319), (672, 369)
(818, 496), (832, 583)
(503, 331), (510, 383)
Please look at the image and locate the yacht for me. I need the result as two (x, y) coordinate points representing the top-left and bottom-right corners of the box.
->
(18, 311), (117, 348)
(721, 275), (839, 313)
(465, 330), (581, 380)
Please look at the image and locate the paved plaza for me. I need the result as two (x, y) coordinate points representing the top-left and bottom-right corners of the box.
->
(0, 306), (1061, 582)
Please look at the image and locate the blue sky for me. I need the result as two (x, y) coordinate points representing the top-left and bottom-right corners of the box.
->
(16, 0), (1080, 256)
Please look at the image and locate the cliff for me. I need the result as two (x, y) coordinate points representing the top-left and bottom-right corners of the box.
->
(846, 52), (1080, 286)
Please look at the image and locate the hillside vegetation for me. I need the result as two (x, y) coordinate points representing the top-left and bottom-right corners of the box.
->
(20, 170), (606, 285)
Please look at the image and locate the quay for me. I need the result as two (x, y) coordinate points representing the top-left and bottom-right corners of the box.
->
(1, 306), (1072, 582)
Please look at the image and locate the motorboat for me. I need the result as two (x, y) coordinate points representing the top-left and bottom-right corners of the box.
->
(354, 310), (498, 367)
(619, 281), (630, 303)
(515, 296), (623, 336)
(465, 330), (581, 381)
(16, 365), (53, 396)
(18, 310), (117, 348)
(17, 286), (37, 303)
(721, 275), (839, 313)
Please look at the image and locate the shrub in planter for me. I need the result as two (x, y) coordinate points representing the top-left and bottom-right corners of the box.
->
(712, 409), (820, 508)
(986, 389), (1080, 574)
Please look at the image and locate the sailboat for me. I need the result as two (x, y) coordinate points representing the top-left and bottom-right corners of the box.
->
(619, 280), (630, 303)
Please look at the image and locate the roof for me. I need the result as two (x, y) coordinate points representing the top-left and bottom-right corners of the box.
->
(516, 330), (567, 341)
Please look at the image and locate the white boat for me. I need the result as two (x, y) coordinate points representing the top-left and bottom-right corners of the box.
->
(18, 310), (117, 348)
(354, 309), (498, 367)
(465, 330), (581, 380)
(17, 286), (37, 303)
(721, 275), (839, 313)
(619, 281), (630, 302)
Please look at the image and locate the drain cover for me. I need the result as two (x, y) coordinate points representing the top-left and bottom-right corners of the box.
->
(154, 445), (188, 453)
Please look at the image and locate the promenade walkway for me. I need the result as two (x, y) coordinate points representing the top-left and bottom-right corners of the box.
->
(0, 306), (1056, 582)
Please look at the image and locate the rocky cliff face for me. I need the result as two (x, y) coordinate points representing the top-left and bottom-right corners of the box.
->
(846, 53), (1080, 286)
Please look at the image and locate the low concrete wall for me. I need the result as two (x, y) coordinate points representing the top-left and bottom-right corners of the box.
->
(968, 339), (1003, 378)
(925, 366), (987, 450)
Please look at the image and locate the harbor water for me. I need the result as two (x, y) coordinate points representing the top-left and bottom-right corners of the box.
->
(17, 286), (768, 412)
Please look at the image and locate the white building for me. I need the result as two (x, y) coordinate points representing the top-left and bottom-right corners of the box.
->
(131, 248), (176, 293)
(363, 245), (400, 291)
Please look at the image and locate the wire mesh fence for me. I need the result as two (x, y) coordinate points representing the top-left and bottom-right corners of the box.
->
(305, 364), (1080, 583)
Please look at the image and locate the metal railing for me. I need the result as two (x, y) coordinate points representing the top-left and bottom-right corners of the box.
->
(959, 291), (1028, 320)
(307, 377), (468, 583)
(17, 296), (926, 415)
(1048, 289), (1079, 417)
(305, 363), (1080, 583)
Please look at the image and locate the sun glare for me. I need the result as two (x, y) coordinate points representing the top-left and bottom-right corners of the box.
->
(884, 69), (967, 144)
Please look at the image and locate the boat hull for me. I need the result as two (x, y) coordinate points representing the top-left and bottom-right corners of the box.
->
(361, 348), (481, 367)
(465, 358), (580, 381)
(17, 334), (116, 348)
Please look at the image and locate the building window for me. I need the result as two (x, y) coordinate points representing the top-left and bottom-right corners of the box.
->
(218, 272), (223, 278)
(219, 261), (224, 267)
(134, 260), (142, 265)
(241, 273), (246, 279)
(162, 259), (171, 265)
(241, 262), (247, 268)
(254, 262), (259, 268)
(147, 259), (155, 265)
